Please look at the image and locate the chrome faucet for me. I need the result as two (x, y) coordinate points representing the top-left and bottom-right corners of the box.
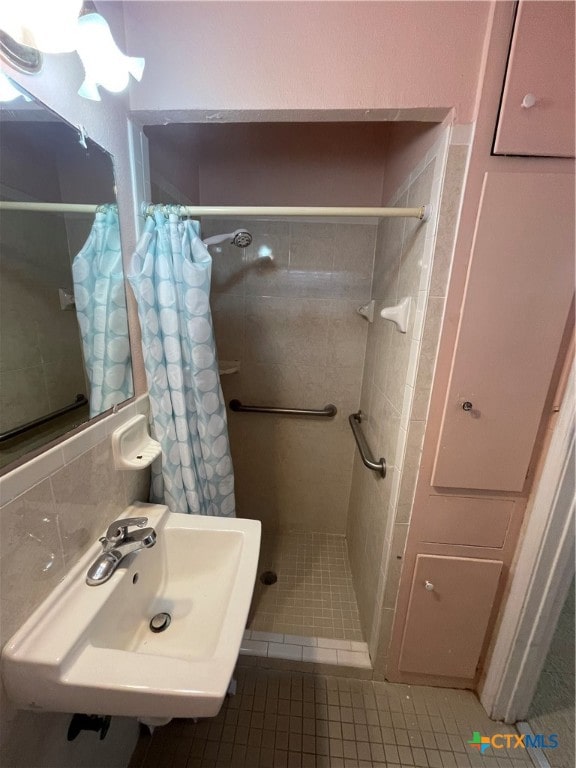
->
(86, 516), (156, 586)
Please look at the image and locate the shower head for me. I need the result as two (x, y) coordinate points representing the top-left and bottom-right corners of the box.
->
(203, 229), (253, 248)
(231, 230), (252, 248)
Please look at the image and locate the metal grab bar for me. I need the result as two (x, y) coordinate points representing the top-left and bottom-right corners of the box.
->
(349, 411), (386, 477)
(229, 399), (337, 418)
(0, 394), (89, 444)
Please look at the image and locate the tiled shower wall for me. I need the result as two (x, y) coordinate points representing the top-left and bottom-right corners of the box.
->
(204, 219), (377, 534)
(0, 399), (151, 768)
(346, 127), (471, 672)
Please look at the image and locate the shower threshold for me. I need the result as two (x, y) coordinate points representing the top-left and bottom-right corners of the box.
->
(242, 531), (371, 671)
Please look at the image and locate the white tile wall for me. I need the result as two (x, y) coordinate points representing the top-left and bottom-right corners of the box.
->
(346, 125), (472, 672)
(0, 395), (151, 647)
(206, 218), (378, 533)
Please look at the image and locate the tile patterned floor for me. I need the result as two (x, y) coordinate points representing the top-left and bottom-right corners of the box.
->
(249, 532), (364, 642)
(130, 667), (534, 768)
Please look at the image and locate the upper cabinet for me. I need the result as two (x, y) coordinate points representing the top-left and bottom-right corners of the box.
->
(494, 1), (575, 158)
(433, 171), (574, 492)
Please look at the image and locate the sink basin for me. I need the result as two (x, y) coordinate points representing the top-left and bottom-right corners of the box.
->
(1, 502), (261, 719)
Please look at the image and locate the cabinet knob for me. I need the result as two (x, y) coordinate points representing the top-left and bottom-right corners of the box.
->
(425, 580), (434, 591)
(521, 93), (537, 109)
(462, 401), (473, 411)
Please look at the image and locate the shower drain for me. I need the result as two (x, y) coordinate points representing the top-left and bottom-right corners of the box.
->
(260, 570), (278, 586)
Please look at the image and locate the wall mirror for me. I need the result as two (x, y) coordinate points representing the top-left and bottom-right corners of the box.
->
(0, 79), (133, 471)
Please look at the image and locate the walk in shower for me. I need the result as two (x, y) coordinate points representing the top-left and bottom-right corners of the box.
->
(144, 119), (461, 671)
(202, 211), (380, 651)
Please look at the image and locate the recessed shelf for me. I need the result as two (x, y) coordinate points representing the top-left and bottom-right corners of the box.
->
(111, 415), (161, 470)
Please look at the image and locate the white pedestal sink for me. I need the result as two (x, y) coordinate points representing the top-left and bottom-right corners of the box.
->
(1, 502), (261, 720)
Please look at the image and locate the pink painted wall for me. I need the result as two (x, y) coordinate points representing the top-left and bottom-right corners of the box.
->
(124, 1), (491, 123)
(198, 123), (389, 205)
(146, 121), (445, 208)
(146, 122), (395, 205)
(147, 128), (200, 204)
(380, 121), (446, 204)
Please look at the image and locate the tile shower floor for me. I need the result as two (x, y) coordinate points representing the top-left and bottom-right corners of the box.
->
(248, 532), (364, 642)
(130, 666), (534, 768)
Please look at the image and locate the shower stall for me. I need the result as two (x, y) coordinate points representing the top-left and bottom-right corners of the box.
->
(144, 119), (465, 673)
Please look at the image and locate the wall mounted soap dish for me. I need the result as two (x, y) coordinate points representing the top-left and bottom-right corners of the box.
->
(111, 415), (161, 470)
(219, 360), (240, 375)
(380, 297), (411, 333)
(357, 300), (375, 323)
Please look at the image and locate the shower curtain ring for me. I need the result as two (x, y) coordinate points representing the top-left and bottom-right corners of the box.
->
(165, 204), (184, 219)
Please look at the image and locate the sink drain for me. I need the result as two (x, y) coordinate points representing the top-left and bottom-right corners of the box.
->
(260, 570), (278, 586)
(149, 612), (171, 633)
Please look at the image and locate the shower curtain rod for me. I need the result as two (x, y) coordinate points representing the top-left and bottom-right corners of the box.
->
(0, 200), (99, 213)
(147, 204), (429, 219)
(0, 202), (104, 214)
(0, 201), (429, 220)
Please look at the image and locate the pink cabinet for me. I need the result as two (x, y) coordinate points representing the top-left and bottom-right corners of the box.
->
(419, 496), (514, 548)
(494, 1), (575, 158)
(398, 555), (503, 679)
(433, 171), (574, 492)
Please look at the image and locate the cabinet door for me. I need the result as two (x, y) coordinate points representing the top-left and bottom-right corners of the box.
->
(494, 1), (575, 158)
(399, 555), (502, 679)
(419, 496), (514, 548)
(433, 172), (574, 491)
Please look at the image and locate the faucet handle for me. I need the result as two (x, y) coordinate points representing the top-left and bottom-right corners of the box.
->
(105, 516), (148, 544)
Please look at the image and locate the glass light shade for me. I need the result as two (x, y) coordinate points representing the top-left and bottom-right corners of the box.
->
(76, 13), (144, 101)
(0, 1), (82, 53)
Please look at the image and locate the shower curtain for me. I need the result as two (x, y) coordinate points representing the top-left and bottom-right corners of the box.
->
(127, 208), (235, 517)
(73, 204), (133, 417)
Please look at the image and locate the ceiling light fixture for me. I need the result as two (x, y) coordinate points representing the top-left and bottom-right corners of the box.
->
(0, 1), (82, 53)
(0, 2), (144, 100)
(76, 12), (145, 101)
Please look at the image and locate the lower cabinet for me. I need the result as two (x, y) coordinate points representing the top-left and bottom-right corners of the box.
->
(398, 555), (503, 679)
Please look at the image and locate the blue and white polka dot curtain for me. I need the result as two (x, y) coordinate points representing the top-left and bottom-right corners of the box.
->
(72, 204), (133, 417)
(127, 209), (235, 517)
